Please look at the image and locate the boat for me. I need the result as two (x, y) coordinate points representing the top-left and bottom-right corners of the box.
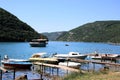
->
(2, 61), (32, 69)
(29, 39), (48, 47)
(59, 61), (81, 69)
(53, 52), (87, 62)
(29, 52), (58, 64)
(89, 51), (119, 61)
(1, 55), (32, 69)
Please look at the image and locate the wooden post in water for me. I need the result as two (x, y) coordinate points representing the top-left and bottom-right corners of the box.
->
(0, 55), (1, 66)
(40, 64), (43, 80)
(87, 62), (89, 72)
(93, 63), (95, 72)
(52, 67), (54, 75)
(0, 55), (2, 80)
(0, 70), (2, 80)
(13, 68), (16, 80)
(57, 68), (59, 76)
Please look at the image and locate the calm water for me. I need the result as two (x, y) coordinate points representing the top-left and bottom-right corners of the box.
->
(1, 41), (120, 80)
(0, 41), (120, 59)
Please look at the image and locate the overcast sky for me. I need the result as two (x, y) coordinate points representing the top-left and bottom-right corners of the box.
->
(0, 0), (120, 33)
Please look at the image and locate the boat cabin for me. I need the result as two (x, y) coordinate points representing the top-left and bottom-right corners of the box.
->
(68, 52), (80, 56)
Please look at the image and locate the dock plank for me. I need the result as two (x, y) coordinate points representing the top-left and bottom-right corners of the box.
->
(33, 62), (80, 72)
(70, 58), (120, 66)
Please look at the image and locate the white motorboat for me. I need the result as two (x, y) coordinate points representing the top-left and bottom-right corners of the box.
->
(1, 55), (29, 63)
(54, 52), (87, 62)
(1, 55), (32, 69)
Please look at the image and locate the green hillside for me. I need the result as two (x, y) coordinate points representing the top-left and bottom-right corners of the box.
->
(42, 31), (67, 41)
(0, 8), (46, 42)
(57, 21), (120, 43)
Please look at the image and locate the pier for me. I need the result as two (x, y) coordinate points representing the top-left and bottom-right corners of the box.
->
(1, 57), (120, 80)
(33, 62), (80, 72)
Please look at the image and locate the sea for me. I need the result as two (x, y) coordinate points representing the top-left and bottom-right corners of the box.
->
(0, 41), (120, 80)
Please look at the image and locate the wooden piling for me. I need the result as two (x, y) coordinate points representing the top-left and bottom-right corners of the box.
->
(93, 63), (95, 72)
(0, 67), (8, 73)
(0, 70), (2, 80)
(13, 68), (16, 80)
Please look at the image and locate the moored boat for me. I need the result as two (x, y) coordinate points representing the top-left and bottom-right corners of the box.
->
(53, 52), (87, 62)
(2, 61), (32, 69)
(29, 39), (48, 47)
(1, 55), (32, 69)
(29, 52), (58, 64)
(88, 51), (119, 61)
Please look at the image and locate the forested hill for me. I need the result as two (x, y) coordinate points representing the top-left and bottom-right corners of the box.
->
(57, 21), (120, 43)
(42, 31), (67, 41)
(0, 8), (46, 42)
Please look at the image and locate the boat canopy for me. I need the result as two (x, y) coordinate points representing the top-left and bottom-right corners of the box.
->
(31, 52), (46, 58)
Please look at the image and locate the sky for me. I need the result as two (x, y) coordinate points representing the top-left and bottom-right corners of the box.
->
(0, 0), (120, 33)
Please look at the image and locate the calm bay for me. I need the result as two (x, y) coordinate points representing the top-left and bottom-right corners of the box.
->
(0, 41), (120, 59)
(0, 41), (120, 80)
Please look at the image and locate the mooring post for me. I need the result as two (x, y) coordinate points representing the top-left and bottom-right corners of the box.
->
(13, 68), (16, 80)
(0, 55), (2, 80)
(93, 63), (95, 72)
(0, 55), (1, 66)
(40, 64), (43, 80)
(87, 62), (89, 72)
(57, 68), (59, 76)
(52, 67), (54, 75)
(0, 70), (2, 80)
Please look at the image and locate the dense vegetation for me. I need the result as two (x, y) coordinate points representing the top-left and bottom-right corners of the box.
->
(62, 71), (120, 80)
(0, 8), (46, 42)
(57, 21), (120, 43)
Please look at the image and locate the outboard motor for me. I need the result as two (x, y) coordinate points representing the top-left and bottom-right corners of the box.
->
(4, 55), (9, 60)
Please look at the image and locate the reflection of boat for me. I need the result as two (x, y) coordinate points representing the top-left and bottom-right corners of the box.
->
(29, 39), (48, 47)
(54, 52), (87, 62)
(29, 52), (58, 64)
(2, 55), (32, 69)
(59, 61), (81, 69)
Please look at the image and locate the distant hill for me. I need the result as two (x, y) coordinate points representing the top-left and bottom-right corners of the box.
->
(42, 31), (67, 41)
(0, 8), (46, 42)
(57, 21), (120, 43)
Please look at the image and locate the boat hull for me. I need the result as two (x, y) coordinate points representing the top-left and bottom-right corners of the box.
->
(30, 42), (46, 47)
(55, 55), (87, 62)
(2, 62), (32, 69)
(29, 39), (48, 47)
(29, 58), (58, 65)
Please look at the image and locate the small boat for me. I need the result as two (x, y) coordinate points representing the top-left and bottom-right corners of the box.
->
(29, 39), (48, 47)
(59, 61), (81, 69)
(1, 55), (29, 63)
(65, 44), (69, 46)
(2, 61), (32, 69)
(2, 55), (32, 69)
(29, 52), (58, 64)
(54, 52), (87, 62)
(89, 51), (119, 60)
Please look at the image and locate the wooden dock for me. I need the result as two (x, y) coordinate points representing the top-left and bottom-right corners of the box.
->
(70, 58), (120, 66)
(0, 66), (8, 73)
(33, 62), (80, 72)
